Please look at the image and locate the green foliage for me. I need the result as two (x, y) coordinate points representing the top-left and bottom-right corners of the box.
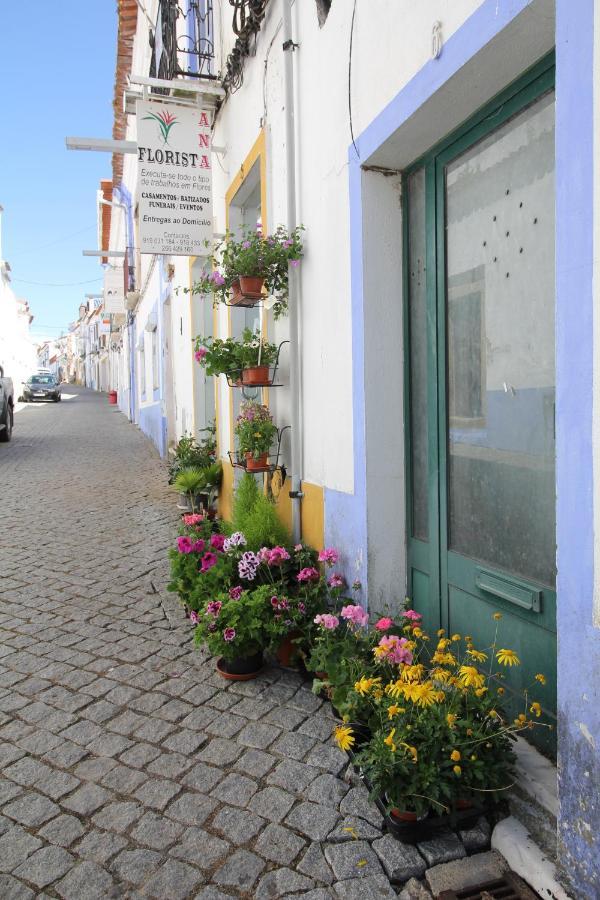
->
(194, 328), (278, 378)
(194, 586), (272, 661)
(232, 473), (261, 533)
(168, 428), (216, 483)
(240, 490), (290, 551)
(183, 225), (305, 321)
(173, 464), (221, 495)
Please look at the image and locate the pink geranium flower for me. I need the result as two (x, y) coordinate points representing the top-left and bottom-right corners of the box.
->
(176, 536), (194, 554)
(267, 546), (291, 566)
(200, 551), (218, 572)
(223, 628), (236, 642)
(318, 548), (339, 567)
(403, 609), (422, 622)
(340, 604), (369, 628)
(314, 613), (339, 630)
(206, 600), (222, 617)
(376, 634), (413, 665)
(327, 573), (345, 589)
(229, 586), (243, 600)
(375, 617), (394, 632)
(182, 513), (204, 526)
(210, 534), (226, 552)
(192, 539), (205, 553)
(195, 347), (208, 363)
(297, 567), (320, 583)
(189, 611), (199, 625)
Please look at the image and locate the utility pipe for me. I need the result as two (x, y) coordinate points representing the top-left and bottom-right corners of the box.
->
(282, 0), (303, 544)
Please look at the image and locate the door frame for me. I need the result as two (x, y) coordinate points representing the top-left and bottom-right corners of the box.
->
(404, 53), (556, 632)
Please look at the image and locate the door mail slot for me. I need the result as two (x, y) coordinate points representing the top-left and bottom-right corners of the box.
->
(475, 567), (542, 613)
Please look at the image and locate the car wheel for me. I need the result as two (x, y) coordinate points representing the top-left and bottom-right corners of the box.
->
(0, 403), (13, 442)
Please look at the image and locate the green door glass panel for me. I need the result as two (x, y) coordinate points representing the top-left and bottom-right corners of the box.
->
(444, 91), (556, 588)
(405, 58), (556, 755)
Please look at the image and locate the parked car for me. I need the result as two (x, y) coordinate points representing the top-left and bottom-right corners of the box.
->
(0, 364), (14, 442)
(22, 374), (62, 403)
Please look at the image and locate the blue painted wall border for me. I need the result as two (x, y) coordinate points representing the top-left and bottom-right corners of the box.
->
(555, 0), (598, 895)
(324, 0), (534, 601)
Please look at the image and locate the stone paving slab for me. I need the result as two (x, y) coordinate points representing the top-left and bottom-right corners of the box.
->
(0, 389), (493, 898)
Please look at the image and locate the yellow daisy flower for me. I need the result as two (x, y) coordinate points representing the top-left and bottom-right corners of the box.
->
(453, 765), (462, 775)
(415, 681), (438, 708)
(354, 676), (382, 696)
(450, 749), (461, 762)
(535, 674), (547, 685)
(530, 702), (542, 718)
(474, 687), (488, 697)
(458, 666), (486, 689)
(387, 704), (401, 719)
(400, 664), (425, 683)
(333, 725), (355, 752)
(431, 668), (452, 683)
(446, 713), (458, 728)
(497, 687), (505, 696)
(400, 742), (418, 763)
(467, 649), (488, 662)
(451, 633), (461, 642)
(493, 612), (502, 620)
(436, 628), (446, 637)
(384, 728), (397, 753)
(436, 638), (451, 651)
(496, 649), (520, 667)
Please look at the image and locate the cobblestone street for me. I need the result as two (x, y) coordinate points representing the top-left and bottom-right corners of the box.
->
(0, 389), (412, 900)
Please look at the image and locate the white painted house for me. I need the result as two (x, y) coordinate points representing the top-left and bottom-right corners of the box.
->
(70, 2), (600, 894)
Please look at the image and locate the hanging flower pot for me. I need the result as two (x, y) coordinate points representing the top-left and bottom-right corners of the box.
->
(246, 451), (269, 471)
(230, 281), (255, 308)
(216, 652), (264, 680)
(239, 275), (265, 298)
(242, 365), (270, 385)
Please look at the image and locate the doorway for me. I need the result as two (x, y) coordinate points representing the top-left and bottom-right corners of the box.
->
(405, 60), (556, 753)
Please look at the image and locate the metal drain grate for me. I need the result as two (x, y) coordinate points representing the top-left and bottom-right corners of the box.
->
(438, 871), (541, 900)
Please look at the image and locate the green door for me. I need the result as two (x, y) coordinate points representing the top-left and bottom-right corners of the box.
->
(405, 60), (556, 754)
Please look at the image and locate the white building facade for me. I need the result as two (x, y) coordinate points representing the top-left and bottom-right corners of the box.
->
(68, 3), (600, 894)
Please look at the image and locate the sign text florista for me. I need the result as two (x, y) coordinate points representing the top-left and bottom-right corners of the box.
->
(136, 100), (213, 256)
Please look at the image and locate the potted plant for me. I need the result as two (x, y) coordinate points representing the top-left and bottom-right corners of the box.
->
(193, 585), (275, 679)
(184, 225), (304, 319)
(172, 462), (222, 512)
(234, 401), (278, 471)
(194, 329), (278, 385)
(168, 427), (216, 484)
(193, 336), (242, 380)
(237, 329), (278, 385)
(333, 611), (550, 824)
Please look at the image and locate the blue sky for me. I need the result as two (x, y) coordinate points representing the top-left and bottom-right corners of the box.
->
(0, 1), (117, 341)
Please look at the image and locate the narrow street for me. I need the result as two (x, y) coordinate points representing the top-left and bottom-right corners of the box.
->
(0, 390), (400, 899)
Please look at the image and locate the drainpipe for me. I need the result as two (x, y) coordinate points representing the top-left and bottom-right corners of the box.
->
(282, 0), (302, 544)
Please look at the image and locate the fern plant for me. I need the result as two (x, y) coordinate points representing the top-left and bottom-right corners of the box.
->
(231, 473), (290, 549)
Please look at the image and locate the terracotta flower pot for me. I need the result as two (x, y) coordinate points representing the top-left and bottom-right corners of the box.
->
(230, 281), (255, 308)
(277, 631), (302, 667)
(245, 451), (269, 471)
(239, 275), (265, 299)
(216, 652), (264, 680)
(242, 365), (270, 386)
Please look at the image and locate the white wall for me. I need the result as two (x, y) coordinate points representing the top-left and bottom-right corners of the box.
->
(209, 0), (486, 495)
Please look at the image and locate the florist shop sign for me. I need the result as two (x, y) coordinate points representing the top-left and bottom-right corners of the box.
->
(136, 100), (212, 256)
